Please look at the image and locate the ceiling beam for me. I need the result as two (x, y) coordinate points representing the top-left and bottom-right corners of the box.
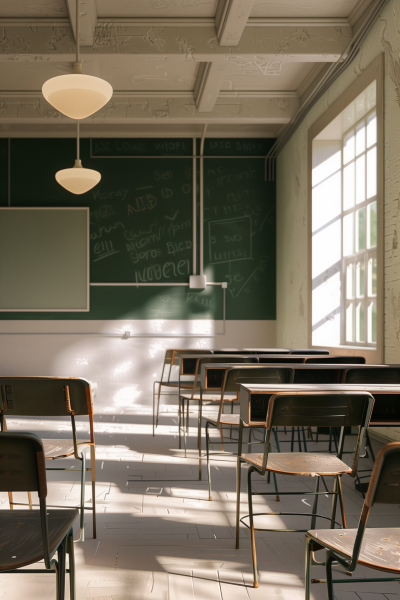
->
(194, 62), (227, 112)
(0, 23), (351, 61)
(65, 0), (97, 46)
(215, 0), (255, 46)
(0, 92), (299, 124)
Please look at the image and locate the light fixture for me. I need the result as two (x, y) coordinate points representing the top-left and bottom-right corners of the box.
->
(56, 122), (101, 194)
(42, 0), (112, 119)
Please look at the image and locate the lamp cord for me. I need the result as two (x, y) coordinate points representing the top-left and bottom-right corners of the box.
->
(77, 121), (80, 161)
(76, 0), (79, 63)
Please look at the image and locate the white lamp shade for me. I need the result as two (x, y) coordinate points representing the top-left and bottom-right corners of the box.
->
(42, 74), (113, 119)
(56, 160), (101, 194)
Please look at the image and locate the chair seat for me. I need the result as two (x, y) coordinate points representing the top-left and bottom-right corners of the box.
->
(0, 509), (79, 570)
(307, 528), (400, 573)
(43, 439), (90, 459)
(180, 392), (238, 402)
(206, 414), (241, 426)
(242, 452), (352, 476)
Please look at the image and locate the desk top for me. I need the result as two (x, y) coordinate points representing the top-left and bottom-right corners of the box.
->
(240, 383), (400, 393)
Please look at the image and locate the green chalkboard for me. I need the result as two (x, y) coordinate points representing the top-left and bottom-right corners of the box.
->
(1, 137), (276, 320)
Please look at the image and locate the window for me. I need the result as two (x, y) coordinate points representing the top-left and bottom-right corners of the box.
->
(342, 111), (377, 345)
(309, 57), (382, 356)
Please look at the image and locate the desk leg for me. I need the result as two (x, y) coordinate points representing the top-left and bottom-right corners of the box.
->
(198, 399), (202, 480)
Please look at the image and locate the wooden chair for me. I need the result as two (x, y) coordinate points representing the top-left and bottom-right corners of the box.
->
(306, 441), (400, 600)
(153, 348), (213, 434)
(235, 391), (374, 587)
(0, 432), (78, 600)
(200, 366), (294, 501)
(0, 376), (95, 542)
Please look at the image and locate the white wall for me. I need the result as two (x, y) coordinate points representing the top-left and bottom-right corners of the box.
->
(0, 319), (275, 412)
(277, 0), (400, 359)
(276, 0), (400, 440)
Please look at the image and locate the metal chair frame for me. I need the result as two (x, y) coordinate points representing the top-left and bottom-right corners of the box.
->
(0, 376), (96, 542)
(153, 349), (213, 435)
(0, 432), (78, 600)
(305, 441), (400, 600)
(200, 366), (295, 501)
(235, 391), (374, 587)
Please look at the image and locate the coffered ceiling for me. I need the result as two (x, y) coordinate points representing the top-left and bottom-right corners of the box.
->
(0, 0), (375, 137)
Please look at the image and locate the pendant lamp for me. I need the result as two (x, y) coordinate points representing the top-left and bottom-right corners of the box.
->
(42, 0), (112, 119)
(56, 122), (101, 194)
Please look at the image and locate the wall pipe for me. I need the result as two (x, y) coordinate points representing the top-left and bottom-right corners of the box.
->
(199, 124), (207, 276)
(192, 137), (197, 275)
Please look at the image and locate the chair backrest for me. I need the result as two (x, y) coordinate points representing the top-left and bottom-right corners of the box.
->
(343, 367), (400, 384)
(0, 376), (91, 417)
(0, 432), (52, 568)
(266, 391), (373, 430)
(223, 366), (294, 393)
(0, 431), (47, 496)
(365, 442), (400, 506)
(305, 356), (366, 364)
(263, 392), (374, 478)
(182, 353), (255, 377)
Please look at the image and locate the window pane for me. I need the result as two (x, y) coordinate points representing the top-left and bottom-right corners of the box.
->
(312, 171), (341, 232)
(368, 301), (377, 343)
(368, 201), (377, 248)
(356, 155), (365, 204)
(343, 213), (354, 256)
(356, 261), (365, 298)
(356, 121), (366, 156)
(343, 162), (355, 210)
(346, 303), (354, 342)
(356, 207), (366, 252)
(366, 147), (377, 199)
(343, 130), (355, 164)
(367, 111), (377, 148)
(346, 263), (354, 299)
(368, 257), (377, 296)
(356, 302), (365, 342)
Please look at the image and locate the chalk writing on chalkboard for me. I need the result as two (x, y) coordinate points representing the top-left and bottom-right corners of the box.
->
(208, 216), (252, 264)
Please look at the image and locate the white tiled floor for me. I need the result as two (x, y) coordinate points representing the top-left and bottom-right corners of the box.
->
(1, 409), (400, 600)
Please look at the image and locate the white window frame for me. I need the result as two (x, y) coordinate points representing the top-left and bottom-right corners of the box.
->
(341, 109), (378, 348)
(308, 55), (383, 362)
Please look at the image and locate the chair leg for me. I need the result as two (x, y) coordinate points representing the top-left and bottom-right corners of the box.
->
(310, 476), (320, 530)
(302, 427), (308, 452)
(291, 427), (295, 452)
(27, 491), (33, 510)
(8, 491), (13, 509)
(330, 476), (339, 529)
(57, 537), (66, 600)
(305, 537), (313, 600)
(235, 457), (241, 549)
(206, 422), (212, 501)
(198, 399), (202, 481)
(272, 473), (280, 503)
(247, 467), (259, 588)
(79, 450), (86, 542)
(326, 554), (335, 600)
(219, 426), (225, 452)
(67, 530), (76, 600)
(186, 399), (190, 434)
(90, 445), (97, 539)
(156, 383), (162, 428)
(152, 381), (156, 436)
(178, 395), (182, 450)
(337, 475), (347, 529)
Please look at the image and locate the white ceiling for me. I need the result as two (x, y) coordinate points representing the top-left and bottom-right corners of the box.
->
(0, 0), (374, 137)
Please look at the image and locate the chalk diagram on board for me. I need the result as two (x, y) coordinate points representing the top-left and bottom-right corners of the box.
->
(208, 216), (252, 265)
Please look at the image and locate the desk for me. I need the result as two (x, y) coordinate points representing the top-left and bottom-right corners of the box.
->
(239, 383), (400, 426)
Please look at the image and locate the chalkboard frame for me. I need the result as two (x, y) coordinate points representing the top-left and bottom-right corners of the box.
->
(0, 207), (90, 312)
